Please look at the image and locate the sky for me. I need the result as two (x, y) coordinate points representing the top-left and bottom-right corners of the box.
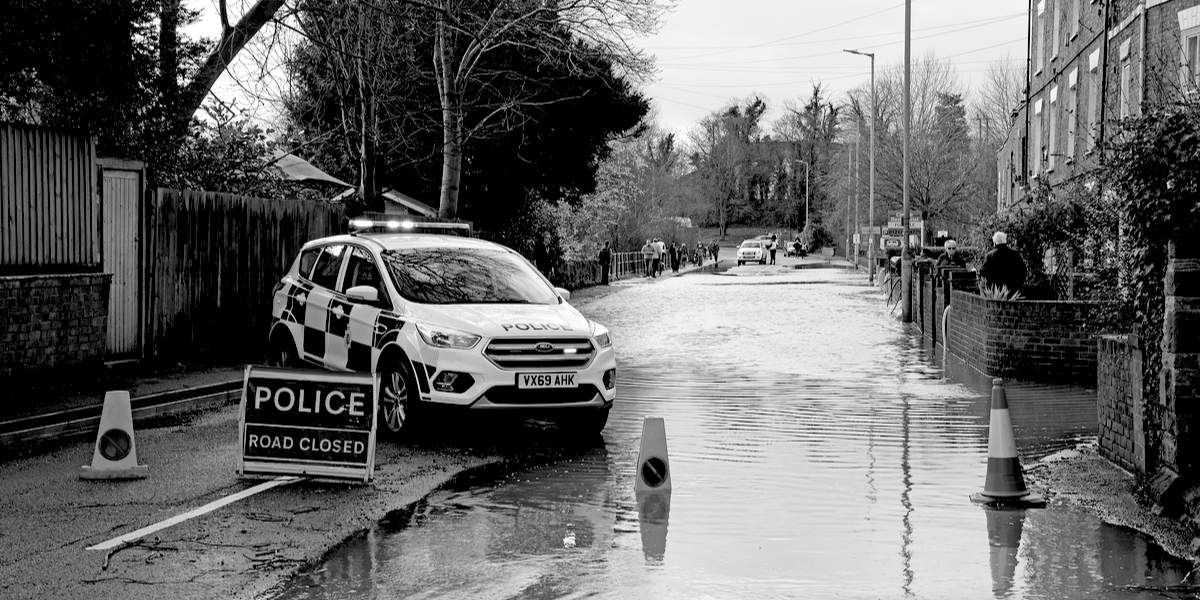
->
(630, 0), (1030, 136)
(191, 0), (1030, 138)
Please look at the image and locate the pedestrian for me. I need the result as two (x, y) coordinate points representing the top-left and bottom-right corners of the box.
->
(598, 241), (612, 285)
(654, 238), (667, 276)
(936, 239), (967, 269)
(670, 242), (681, 272)
(768, 234), (777, 265)
(979, 231), (1027, 298)
(710, 242), (719, 263)
(792, 240), (802, 258)
(696, 241), (705, 264)
(641, 239), (654, 277)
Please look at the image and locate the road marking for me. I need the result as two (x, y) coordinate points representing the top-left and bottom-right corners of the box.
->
(86, 476), (301, 551)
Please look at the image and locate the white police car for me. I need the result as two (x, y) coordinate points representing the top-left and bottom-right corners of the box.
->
(267, 219), (616, 437)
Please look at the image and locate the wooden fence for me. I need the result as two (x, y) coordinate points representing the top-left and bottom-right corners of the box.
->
(145, 188), (345, 359)
(0, 123), (99, 271)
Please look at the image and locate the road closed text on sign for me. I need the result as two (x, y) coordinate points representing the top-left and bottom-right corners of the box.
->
(238, 366), (378, 482)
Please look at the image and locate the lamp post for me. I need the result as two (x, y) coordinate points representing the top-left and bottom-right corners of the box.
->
(844, 48), (876, 283)
(901, 0), (913, 322)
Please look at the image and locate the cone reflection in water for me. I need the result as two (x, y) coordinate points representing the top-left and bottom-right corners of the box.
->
(636, 490), (670, 563)
(984, 507), (1026, 597)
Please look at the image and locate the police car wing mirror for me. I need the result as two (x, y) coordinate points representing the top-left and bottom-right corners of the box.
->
(346, 285), (380, 304)
(554, 287), (571, 302)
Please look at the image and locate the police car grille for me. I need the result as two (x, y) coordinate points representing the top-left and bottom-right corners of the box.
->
(484, 337), (594, 369)
(483, 384), (601, 405)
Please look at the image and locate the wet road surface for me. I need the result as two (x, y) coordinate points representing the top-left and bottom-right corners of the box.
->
(275, 260), (1195, 599)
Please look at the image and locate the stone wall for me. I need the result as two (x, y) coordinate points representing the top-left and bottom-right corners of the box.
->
(0, 274), (111, 378)
(1097, 334), (1147, 474)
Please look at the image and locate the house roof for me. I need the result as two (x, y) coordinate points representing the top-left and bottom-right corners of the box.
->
(269, 150), (353, 188)
(382, 188), (439, 217)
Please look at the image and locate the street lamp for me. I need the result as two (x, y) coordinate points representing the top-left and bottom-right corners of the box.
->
(843, 48), (876, 284)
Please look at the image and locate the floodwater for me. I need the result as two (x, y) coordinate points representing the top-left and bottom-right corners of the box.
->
(276, 264), (1195, 600)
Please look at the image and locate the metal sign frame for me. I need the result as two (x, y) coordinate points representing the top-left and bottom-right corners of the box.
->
(237, 365), (379, 483)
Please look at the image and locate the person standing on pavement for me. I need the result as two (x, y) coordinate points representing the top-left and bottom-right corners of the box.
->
(768, 235), (777, 265)
(979, 231), (1027, 297)
(710, 242), (719, 263)
(670, 242), (681, 272)
(936, 239), (967, 269)
(598, 241), (612, 285)
(641, 239), (654, 277)
(657, 237), (667, 277)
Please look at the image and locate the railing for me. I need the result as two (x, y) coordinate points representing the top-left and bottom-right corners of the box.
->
(608, 250), (713, 281)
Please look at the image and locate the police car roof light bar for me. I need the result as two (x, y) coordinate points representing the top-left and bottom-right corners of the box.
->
(348, 217), (473, 236)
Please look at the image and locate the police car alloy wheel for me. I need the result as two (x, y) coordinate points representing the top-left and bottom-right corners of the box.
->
(380, 357), (418, 435)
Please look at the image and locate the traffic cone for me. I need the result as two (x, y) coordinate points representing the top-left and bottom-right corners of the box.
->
(970, 379), (1044, 507)
(635, 417), (671, 562)
(80, 391), (149, 480)
(635, 417), (671, 493)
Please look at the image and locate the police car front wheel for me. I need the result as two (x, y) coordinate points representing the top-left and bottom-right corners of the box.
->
(380, 357), (419, 437)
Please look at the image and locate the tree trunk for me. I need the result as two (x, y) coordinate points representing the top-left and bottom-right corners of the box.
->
(436, 16), (462, 220)
(355, 6), (378, 212)
(168, 0), (285, 135)
(159, 0), (180, 115)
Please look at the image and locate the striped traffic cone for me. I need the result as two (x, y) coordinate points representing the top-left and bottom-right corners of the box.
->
(970, 378), (1045, 507)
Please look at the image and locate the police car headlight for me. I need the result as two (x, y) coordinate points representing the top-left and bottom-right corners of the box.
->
(416, 324), (480, 350)
(589, 321), (612, 348)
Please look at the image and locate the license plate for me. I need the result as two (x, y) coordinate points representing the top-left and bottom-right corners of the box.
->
(518, 373), (578, 389)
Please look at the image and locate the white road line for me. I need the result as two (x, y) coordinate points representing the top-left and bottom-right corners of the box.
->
(86, 476), (301, 551)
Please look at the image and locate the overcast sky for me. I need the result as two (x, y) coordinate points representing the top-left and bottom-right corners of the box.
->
(193, 0), (1030, 138)
(633, 0), (1029, 135)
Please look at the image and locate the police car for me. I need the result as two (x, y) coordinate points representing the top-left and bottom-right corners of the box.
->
(267, 218), (616, 437)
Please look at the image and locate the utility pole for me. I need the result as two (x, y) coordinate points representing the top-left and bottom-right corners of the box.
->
(901, 0), (913, 322)
(854, 118), (860, 269)
(844, 48), (876, 283)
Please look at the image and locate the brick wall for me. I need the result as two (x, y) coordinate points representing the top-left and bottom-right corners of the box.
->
(1097, 334), (1147, 473)
(0, 274), (111, 378)
(944, 290), (1113, 384)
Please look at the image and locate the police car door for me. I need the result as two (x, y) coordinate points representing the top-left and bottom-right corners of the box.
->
(334, 245), (390, 372)
(301, 243), (348, 368)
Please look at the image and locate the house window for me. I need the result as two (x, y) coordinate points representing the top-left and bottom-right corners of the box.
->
(1088, 48), (1100, 152)
(1120, 39), (1132, 118)
(1048, 87), (1058, 170)
(1072, 0), (1081, 39)
(1035, 1), (1046, 74)
(1032, 98), (1044, 176)
(1067, 68), (1078, 161)
(1052, 0), (1061, 59)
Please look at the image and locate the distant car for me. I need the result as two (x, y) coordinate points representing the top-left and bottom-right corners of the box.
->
(267, 220), (616, 438)
(737, 240), (767, 265)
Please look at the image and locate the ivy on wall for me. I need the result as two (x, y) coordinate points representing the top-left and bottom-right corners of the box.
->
(1101, 102), (1200, 470)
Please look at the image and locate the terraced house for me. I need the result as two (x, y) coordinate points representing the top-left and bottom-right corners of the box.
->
(1000, 0), (1200, 205)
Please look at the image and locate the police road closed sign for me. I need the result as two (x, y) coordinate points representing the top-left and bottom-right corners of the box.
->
(237, 366), (378, 483)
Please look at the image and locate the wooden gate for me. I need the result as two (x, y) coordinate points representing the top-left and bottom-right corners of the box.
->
(100, 159), (145, 357)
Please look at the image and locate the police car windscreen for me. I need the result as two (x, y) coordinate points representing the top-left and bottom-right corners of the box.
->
(381, 248), (559, 305)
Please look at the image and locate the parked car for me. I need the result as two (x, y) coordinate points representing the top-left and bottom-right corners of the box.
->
(737, 240), (768, 265)
(784, 240), (805, 257)
(267, 220), (616, 437)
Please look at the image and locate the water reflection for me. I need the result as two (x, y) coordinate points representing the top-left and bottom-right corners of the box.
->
(276, 269), (1195, 600)
(984, 507), (1026, 597)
